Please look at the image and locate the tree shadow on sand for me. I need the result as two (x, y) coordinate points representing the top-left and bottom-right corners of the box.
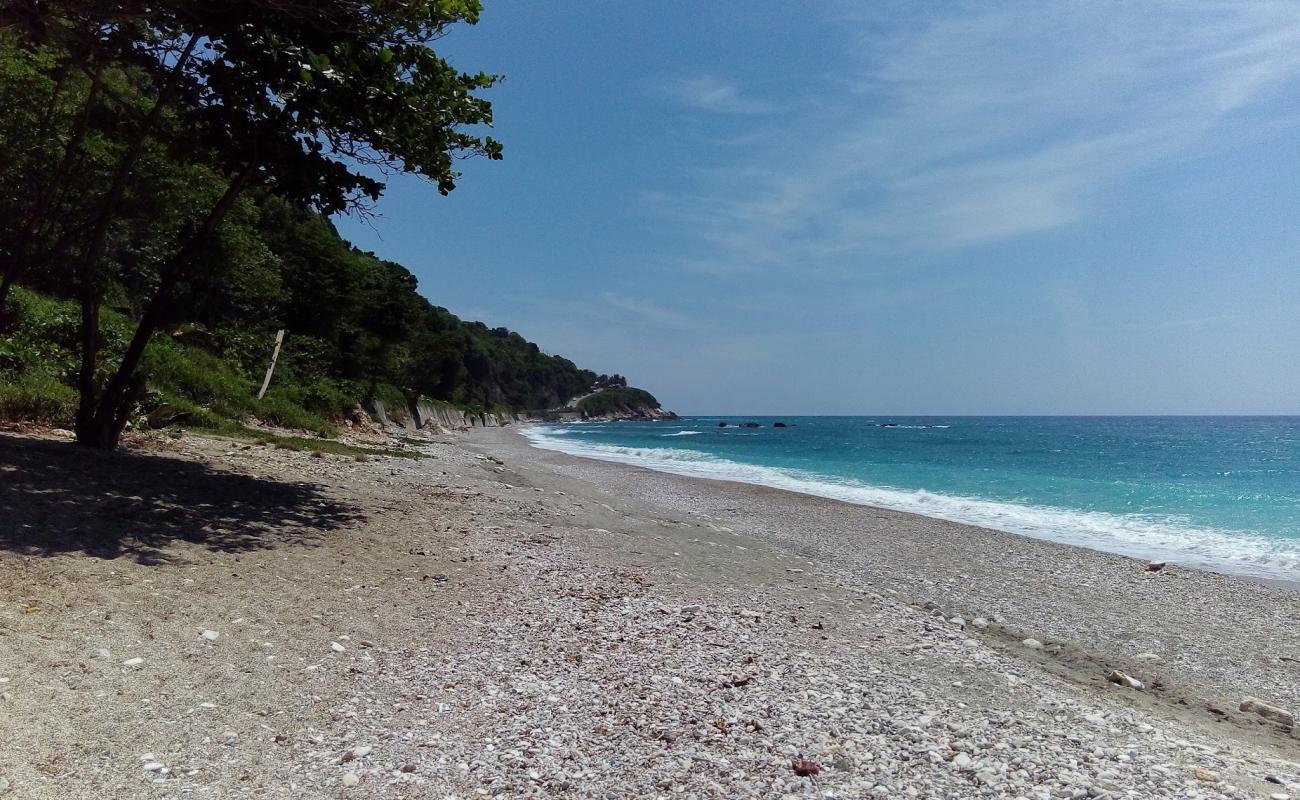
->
(0, 434), (364, 565)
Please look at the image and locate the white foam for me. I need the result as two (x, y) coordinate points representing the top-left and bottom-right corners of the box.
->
(662, 431), (704, 437)
(522, 425), (1300, 583)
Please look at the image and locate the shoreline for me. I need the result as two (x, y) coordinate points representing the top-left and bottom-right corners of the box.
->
(470, 425), (1300, 733)
(516, 421), (1300, 591)
(4, 427), (1299, 798)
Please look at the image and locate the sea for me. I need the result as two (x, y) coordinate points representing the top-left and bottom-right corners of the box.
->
(521, 416), (1300, 583)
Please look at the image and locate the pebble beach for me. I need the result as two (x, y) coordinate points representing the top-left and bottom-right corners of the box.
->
(1, 425), (1298, 798)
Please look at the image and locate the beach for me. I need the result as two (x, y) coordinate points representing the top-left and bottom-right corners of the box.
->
(2, 425), (1298, 798)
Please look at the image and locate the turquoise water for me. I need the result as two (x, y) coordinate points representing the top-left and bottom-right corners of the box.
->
(523, 416), (1300, 582)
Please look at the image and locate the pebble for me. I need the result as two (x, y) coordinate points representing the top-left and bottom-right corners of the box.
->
(200, 629), (221, 641)
(331, 642), (346, 653)
(1022, 639), (1043, 650)
(341, 772), (360, 787)
(122, 657), (144, 667)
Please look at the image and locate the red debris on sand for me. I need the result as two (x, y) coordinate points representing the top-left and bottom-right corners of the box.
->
(792, 759), (822, 777)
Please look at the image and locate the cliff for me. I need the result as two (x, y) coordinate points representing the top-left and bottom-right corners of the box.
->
(363, 398), (519, 433)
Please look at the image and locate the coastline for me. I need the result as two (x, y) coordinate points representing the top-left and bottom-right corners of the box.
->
(471, 425), (1300, 724)
(3, 427), (1298, 798)
(516, 420), (1300, 589)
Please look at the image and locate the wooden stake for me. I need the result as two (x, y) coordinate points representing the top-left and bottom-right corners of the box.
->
(257, 329), (285, 400)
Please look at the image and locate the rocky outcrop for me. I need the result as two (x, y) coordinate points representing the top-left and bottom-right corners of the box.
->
(587, 406), (678, 422)
(363, 398), (518, 433)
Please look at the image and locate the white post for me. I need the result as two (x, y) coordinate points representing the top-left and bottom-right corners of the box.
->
(257, 329), (286, 400)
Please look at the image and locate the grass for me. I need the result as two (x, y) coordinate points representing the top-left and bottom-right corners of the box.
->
(0, 287), (449, 459)
(222, 428), (425, 460)
(0, 373), (77, 423)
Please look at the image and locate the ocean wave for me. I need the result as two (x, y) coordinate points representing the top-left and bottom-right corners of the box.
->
(521, 426), (1300, 582)
(869, 424), (950, 429)
(662, 431), (704, 437)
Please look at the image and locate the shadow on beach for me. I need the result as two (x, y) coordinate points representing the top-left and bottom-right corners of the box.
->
(0, 434), (363, 565)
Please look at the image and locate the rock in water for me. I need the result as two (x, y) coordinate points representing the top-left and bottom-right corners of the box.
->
(1240, 697), (1295, 728)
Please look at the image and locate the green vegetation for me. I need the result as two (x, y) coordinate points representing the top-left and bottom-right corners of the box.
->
(0, 3), (664, 447)
(576, 387), (661, 419)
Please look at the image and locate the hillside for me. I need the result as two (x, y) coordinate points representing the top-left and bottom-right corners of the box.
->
(0, 275), (666, 438)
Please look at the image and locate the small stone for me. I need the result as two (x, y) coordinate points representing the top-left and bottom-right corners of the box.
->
(1269, 794), (1290, 800)
(1146, 561), (1166, 572)
(971, 617), (988, 629)
(1134, 652), (1161, 661)
(200, 630), (220, 641)
(330, 641), (346, 653)
(1193, 766), (1218, 782)
(952, 753), (974, 769)
(341, 772), (360, 787)
(680, 605), (702, 617)
(94, 648), (111, 659)
(949, 616), (966, 628)
(143, 762), (165, 772)
(122, 657), (144, 667)
(350, 745), (372, 759)
(221, 731), (238, 743)
(1022, 639), (1043, 650)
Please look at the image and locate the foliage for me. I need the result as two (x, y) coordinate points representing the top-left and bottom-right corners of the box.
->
(0, 6), (661, 445)
(576, 387), (660, 418)
(0, 0), (504, 448)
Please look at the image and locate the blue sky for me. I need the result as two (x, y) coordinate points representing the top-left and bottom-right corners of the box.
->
(336, 1), (1300, 415)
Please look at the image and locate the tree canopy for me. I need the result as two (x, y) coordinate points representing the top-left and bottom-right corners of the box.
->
(0, 0), (517, 447)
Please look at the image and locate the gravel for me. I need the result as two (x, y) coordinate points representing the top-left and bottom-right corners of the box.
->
(1, 427), (1297, 798)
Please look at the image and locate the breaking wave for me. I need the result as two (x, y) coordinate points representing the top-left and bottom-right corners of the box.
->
(521, 424), (1300, 583)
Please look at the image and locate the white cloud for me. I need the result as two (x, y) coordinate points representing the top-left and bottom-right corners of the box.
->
(655, 2), (1300, 271)
(659, 75), (776, 115)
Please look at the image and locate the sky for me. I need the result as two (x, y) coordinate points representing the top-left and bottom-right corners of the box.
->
(336, 1), (1300, 415)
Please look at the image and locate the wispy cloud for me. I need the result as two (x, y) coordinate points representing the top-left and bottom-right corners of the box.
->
(601, 291), (698, 330)
(655, 2), (1300, 272)
(659, 75), (776, 115)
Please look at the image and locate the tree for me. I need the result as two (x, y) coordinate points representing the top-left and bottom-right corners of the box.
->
(5, 0), (503, 448)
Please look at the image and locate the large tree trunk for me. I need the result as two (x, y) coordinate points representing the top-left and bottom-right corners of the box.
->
(76, 168), (256, 449)
(70, 37), (198, 447)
